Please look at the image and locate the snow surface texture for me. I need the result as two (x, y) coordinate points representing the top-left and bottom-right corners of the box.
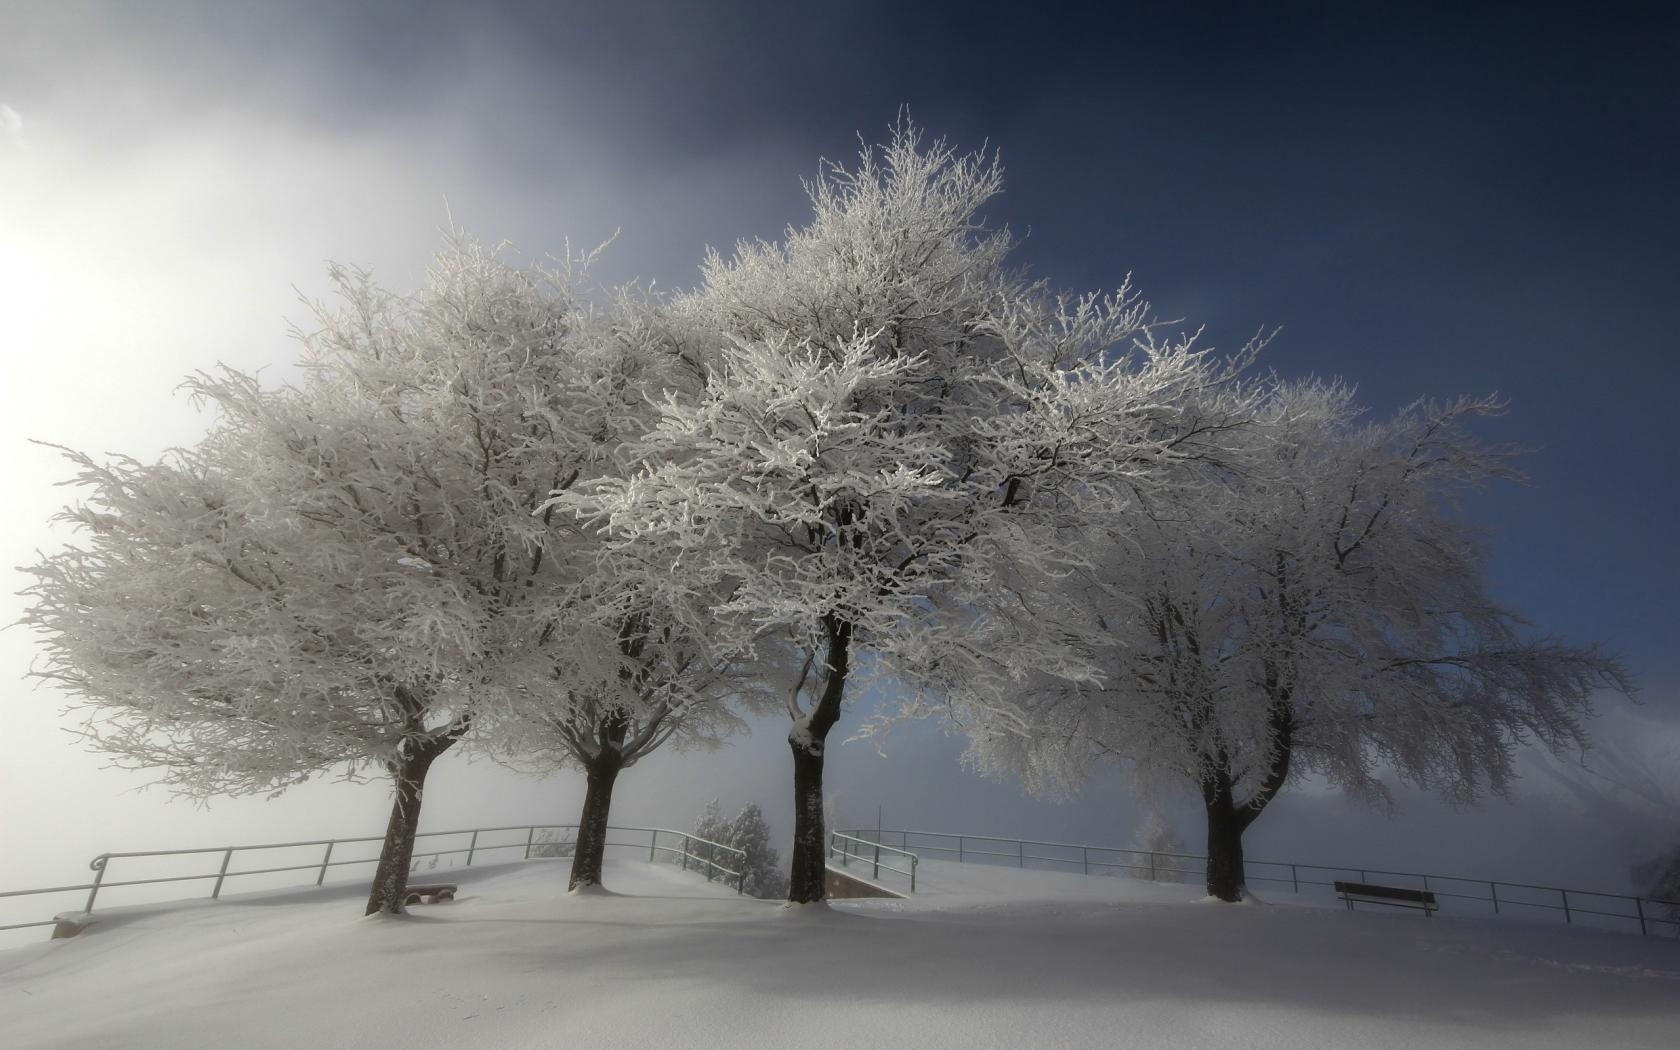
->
(2, 858), (1676, 1049)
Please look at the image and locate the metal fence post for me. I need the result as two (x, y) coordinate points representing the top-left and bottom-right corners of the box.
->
(466, 830), (479, 867)
(873, 843), (881, 880)
(1490, 881), (1499, 914)
(1291, 864), (1299, 894)
(1561, 889), (1572, 924)
(910, 856), (917, 893)
(85, 856), (109, 913)
(649, 829), (658, 863)
(212, 848), (234, 900)
(524, 827), (536, 860)
(958, 836), (964, 863)
(1635, 897), (1647, 936)
(317, 841), (335, 886)
(1018, 839), (1024, 868)
(1149, 852), (1157, 881)
(681, 835), (690, 871)
(1082, 846), (1089, 876)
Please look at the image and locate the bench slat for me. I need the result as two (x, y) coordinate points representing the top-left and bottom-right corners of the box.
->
(1334, 881), (1434, 905)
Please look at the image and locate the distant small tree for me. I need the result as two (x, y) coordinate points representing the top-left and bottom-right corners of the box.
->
(1534, 716), (1680, 928)
(528, 827), (578, 859)
(688, 799), (732, 879)
(1129, 809), (1187, 883)
(686, 800), (789, 899)
(726, 803), (790, 899)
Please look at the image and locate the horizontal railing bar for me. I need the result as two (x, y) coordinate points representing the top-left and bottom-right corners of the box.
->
(221, 862), (341, 880)
(84, 823), (741, 865)
(0, 919), (61, 932)
(849, 829), (1207, 859)
(0, 883), (97, 899)
(90, 872), (220, 889)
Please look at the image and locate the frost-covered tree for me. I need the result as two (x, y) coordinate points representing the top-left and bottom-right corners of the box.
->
(687, 800), (787, 898)
(1129, 808), (1188, 883)
(968, 382), (1632, 901)
(21, 381), (481, 916)
(554, 123), (1244, 902)
(492, 582), (759, 891)
(1532, 712), (1680, 921)
(724, 802), (789, 899)
(21, 237), (721, 912)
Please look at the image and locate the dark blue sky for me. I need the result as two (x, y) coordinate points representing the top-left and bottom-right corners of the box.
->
(463, 1), (1678, 693)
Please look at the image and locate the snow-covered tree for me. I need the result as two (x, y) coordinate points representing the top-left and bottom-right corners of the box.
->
(687, 800), (787, 899)
(492, 578), (761, 891)
(1129, 808), (1188, 883)
(553, 122), (1246, 902)
(1531, 710), (1680, 923)
(461, 280), (770, 893)
(968, 382), (1633, 901)
(20, 236), (730, 912)
(20, 374), (482, 916)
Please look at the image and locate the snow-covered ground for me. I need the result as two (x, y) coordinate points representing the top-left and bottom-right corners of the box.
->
(2, 857), (1676, 1049)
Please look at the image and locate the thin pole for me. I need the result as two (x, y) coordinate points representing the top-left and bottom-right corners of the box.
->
(1561, 889), (1572, 924)
(1490, 881), (1500, 915)
(212, 848), (234, 900)
(1635, 897), (1647, 936)
(525, 827), (536, 860)
(317, 841), (335, 886)
(466, 830), (479, 867)
(84, 858), (108, 913)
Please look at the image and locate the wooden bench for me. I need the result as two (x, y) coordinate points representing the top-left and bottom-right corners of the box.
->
(403, 884), (457, 905)
(1335, 880), (1436, 917)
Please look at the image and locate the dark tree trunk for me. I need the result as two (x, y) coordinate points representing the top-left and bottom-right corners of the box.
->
(568, 755), (624, 891)
(1203, 781), (1247, 902)
(786, 617), (852, 904)
(787, 739), (829, 903)
(1202, 693), (1295, 903)
(365, 748), (443, 916)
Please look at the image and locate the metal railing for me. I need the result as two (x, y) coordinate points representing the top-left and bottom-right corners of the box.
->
(0, 822), (745, 939)
(829, 831), (919, 892)
(842, 828), (1680, 939)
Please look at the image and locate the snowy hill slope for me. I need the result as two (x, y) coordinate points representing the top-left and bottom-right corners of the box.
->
(1, 857), (1676, 1049)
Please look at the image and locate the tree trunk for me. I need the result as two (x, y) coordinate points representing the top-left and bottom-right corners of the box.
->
(786, 617), (853, 904)
(568, 756), (623, 891)
(1202, 699), (1294, 903)
(1203, 783), (1247, 902)
(364, 749), (442, 916)
(787, 738), (829, 903)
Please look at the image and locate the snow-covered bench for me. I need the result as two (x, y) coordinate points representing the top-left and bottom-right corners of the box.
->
(403, 884), (456, 905)
(1334, 881), (1436, 917)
